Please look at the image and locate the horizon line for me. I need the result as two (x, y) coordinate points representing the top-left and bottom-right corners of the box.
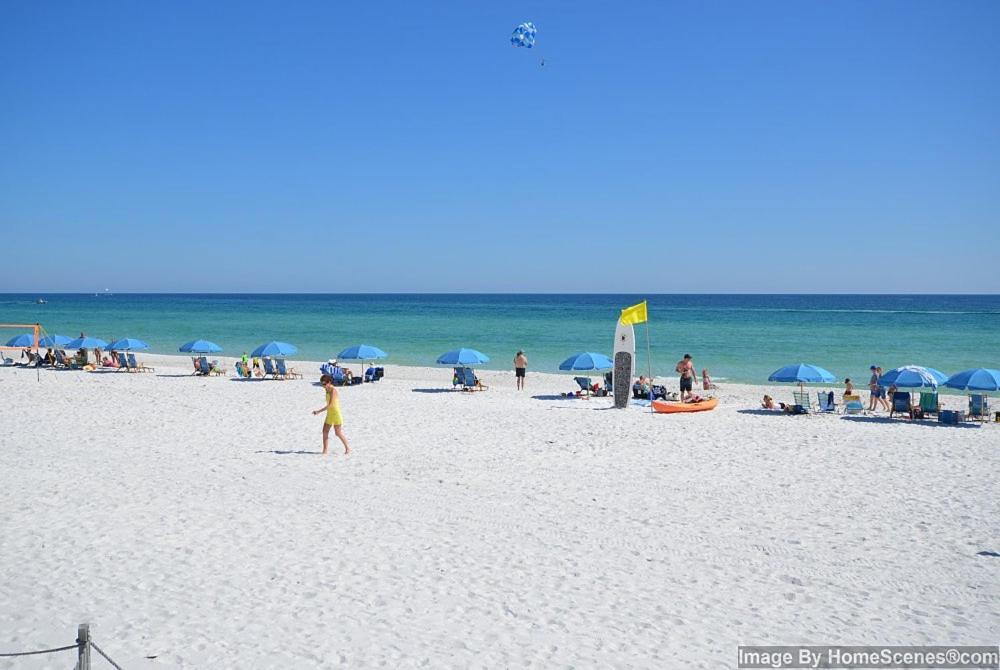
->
(2, 291), (1000, 297)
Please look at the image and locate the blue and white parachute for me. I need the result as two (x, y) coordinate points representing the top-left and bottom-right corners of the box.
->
(510, 22), (537, 48)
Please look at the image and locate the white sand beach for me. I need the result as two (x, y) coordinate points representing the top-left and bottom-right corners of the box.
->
(1, 356), (998, 668)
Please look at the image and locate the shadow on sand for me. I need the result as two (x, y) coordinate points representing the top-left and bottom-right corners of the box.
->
(840, 415), (982, 429)
(411, 388), (454, 394)
(255, 449), (323, 456)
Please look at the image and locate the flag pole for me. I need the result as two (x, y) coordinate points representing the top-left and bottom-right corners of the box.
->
(645, 314), (653, 413)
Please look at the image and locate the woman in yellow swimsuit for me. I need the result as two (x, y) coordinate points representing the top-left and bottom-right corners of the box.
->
(312, 374), (351, 455)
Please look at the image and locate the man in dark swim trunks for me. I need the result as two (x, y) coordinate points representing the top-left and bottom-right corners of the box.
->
(676, 354), (696, 401)
(514, 350), (528, 390)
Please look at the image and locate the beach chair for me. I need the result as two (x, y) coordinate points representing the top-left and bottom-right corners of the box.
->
(208, 359), (225, 376)
(890, 391), (912, 418)
(197, 357), (213, 376)
(918, 392), (940, 417)
(843, 396), (865, 415)
(276, 359), (301, 379)
(374, 367), (384, 381)
(364, 367), (376, 382)
(459, 367), (487, 391)
(816, 391), (837, 412)
(968, 394), (990, 422)
(116, 352), (131, 372)
(262, 358), (281, 379)
(128, 352), (154, 373)
(574, 377), (593, 396)
(792, 391), (813, 412)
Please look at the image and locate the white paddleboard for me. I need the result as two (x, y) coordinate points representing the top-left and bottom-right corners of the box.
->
(613, 320), (635, 408)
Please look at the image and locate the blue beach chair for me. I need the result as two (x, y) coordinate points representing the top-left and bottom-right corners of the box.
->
(198, 357), (213, 376)
(128, 352), (153, 373)
(458, 367), (486, 391)
(276, 359), (301, 379)
(574, 377), (593, 396)
(968, 394), (990, 422)
(262, 358), (280, 379)
(116, 352), (131, 372)
(890, 391), (912, 419)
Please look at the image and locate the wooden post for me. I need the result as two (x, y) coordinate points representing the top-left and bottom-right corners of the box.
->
(77, 623), (91, 670)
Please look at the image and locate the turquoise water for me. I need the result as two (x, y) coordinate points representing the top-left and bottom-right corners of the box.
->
(1, 294), (998, 383)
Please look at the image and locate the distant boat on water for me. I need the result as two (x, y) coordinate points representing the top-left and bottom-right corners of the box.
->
(35, 298), (47, 304)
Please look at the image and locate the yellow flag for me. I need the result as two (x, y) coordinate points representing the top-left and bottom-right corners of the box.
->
(619, 300), (648, 325)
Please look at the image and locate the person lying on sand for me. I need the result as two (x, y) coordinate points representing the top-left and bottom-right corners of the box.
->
(762, 394), (775, 409)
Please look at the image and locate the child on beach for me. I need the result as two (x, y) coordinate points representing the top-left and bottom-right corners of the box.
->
(312, 374), (350, 456)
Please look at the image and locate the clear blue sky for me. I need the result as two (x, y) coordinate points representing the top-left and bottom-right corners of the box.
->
(2, 1), (998, 292)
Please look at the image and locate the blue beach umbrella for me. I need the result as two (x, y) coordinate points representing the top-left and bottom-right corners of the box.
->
(558, 352), (614, 371)
(179, 339), (223, 354)
(251, 341), (298, 358)
(943, 368), (1000, 393)
(39, 334), (72, 348)
(436, 348), (490, 366)
(4, 333), (36, 348)
(65, 336), (109, 350)
(768, 363), (836, 384)
(337, 344), (388, 361)
(106, 338), (150, 351)
(878, 365), (947, 389)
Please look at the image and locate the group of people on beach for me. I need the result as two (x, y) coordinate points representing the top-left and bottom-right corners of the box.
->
(762, 363), (908, 413)
(509, 350), (716, 402)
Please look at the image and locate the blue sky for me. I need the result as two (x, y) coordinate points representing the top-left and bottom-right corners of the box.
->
(1, 1), (998, 292)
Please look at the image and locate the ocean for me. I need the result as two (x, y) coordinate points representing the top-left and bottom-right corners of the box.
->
(1, 294), (997, 384)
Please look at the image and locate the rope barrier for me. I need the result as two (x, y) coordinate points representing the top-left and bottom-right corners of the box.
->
(0, 643), (78, 657)
(91, 641), (124, 670)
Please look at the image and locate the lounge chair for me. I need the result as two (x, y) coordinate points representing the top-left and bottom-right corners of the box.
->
(276, 359), (301, 379)
(374, 367), (384, 381)
(918, 392), (940, 417)
(128, 353), (154, 373)
(56, 350), (82, 369)
(968, 394), (990, 422)
(816, 390), (837, 412)
(116, 352), (131, 372)
(843, 395), (865, 415)
(890, 391), (912, 418)
(262, 358), (281, 379)
(574, 377), (593, 396)
(459, 367), (486, 391)
(364, 367), (376, 382)
(197, 357), (213, 376)
(792, 390), (813, 413)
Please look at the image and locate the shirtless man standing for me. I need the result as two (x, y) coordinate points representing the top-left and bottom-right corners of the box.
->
(514, 350), (528, 390)
(675, 354), (696, 400)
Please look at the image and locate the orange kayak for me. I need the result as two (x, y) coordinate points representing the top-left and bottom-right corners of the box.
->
(652, 397), (719, 414)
